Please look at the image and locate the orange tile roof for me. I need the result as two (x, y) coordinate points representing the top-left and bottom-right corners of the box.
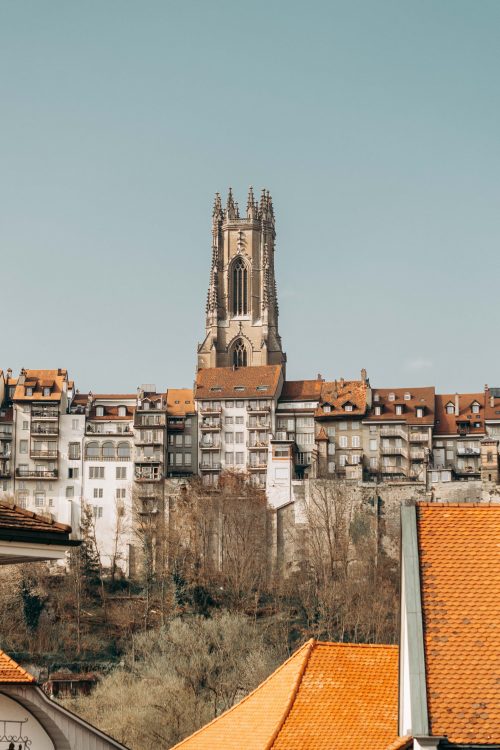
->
(416, 502), (500, 744)
(167, 388), (196, 416)
(434, 393), (485, 435)
(0, 649), (35, 683)
(315, 380), (368, 419)
(367, 388), (435, 425)
(0, 501), (72, 536)
(280, 379), (323, 401)
(195, 366), (283, 401)
(172, 641), (401, 750)
(13, 369), (68, 402)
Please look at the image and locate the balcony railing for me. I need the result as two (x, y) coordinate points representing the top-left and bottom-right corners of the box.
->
(167, 421), (185, 430)
(200, 421), (222, 431)
(84, 453), (131, 461)
(410, 449), (426, 461)
(0, 431), (13, 440)
(380, 426), (407, 440)
(247, 421), (270, 430)
(199, 441), (221, 450)
(86, 425), (132, 435)
(135, 456), (163, 464)
(247, 441), (268, 449)
(16, 468), (58, 479)
(30, 449), (58, 459)
(380, 445), (408, 458)
(456, 446), (481, 456)
(275, 431), (295, 442)
(135, 471), (162, 481)
(246, 404), (271, 413)
(0, 470), (11, 479)
(134, 417), (165, 428)
(248, 462), (268, 470)
(380, 465), (407, 476)
(31, 408), (58, 419)
(200, 462), (222, 471)
(31, 425), (59, 435)
(199, 405), (222, 414)
(409, 432), (428, 443)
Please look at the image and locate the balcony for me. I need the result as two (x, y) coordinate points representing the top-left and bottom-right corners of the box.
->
(0, 431), (12, 440)
(84, 452), (131, 462)
(247, 441), (268, 449)
(199, 404), (222, 415)
(200, 462), (222, 471)
(380, 465), (407, 476)
(410, 449), (426, 461)
(380, 426), (407, 440)
(135, 437), (164, 446)
(381, 445), (408, 458)
(135, 456), (163, 464)
(248, 422), (270, 430)
(31, 424), (59, 435)
(454, 464), (480, 476)
(86, 424), (132, 436)
(167, 420), (185, 431)
(409, 432), (428, 443)
(30, 449), (58, 459)
(275, 431), (295, 442)
(135, 470), (162, 482)
(31, 408), (58, 419)
(456, 446), (481, 456)
(0, 470), (11, 479)
(248, 462), (268, 470)
(199, 440), (221, 450)
(16, 468), (58, 479)
(200, 420), (222, 431)
(246, 404), (271, 414)
(295, 452), (312, 466)
(134, 416), (165, 428)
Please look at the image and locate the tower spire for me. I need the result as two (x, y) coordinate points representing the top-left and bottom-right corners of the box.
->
(247, 186), (256, 219)
(226, 187), (236, 220)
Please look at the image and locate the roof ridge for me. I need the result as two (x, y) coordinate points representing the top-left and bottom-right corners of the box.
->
(313, 641), (397, 650)
(417, 501), (500, 508)
(0, 649), (36, 683)
(266, 639), (315, 750)
(170, 639), (314, 750)
(0, 500), (72, 532)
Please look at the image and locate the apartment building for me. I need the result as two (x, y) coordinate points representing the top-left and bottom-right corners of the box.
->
(314, 375), (371, 480)
(274, 379), (322, 480)
(364, 387), (434, 482)
(432, 393), (485, 481)
(195, 365), (283, 486)
(166, 388), (197, 478)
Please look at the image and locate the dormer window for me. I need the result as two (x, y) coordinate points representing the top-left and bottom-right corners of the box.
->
(404, 392), (411, 401)
(388, 393), (395, 401)
(395, 404), (403, 415)
(323, 405), (331, 413)
(471, 402), (480, 414)
(374, 405), (382, 416)
(344, 404), (353, 412)
(446, 403), (455, 415)
(374, 393), (380, 402)
(416, 407), (424, 419)
(26, 387), (33, 397)
(43, 387), (51, 397)
(96, 406), (104, 417)
(118, 406), (126, 417)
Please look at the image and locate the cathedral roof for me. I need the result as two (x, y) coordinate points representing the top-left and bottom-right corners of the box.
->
(195, 366), (283, 400)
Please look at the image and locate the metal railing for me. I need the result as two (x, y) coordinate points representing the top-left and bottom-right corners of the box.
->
(31, 408), (58, 418)
(30, 449), (58, 458)
(409, 432), (428, 442)
(31, 425), (59, 435)
(200, 462), (222, 471)
(380, 445), (408, 458)
(380, 426), (407, 440)
(16, 468), (58, 478)
(84, 453), (131, 461)
(246, 404), (271, 413)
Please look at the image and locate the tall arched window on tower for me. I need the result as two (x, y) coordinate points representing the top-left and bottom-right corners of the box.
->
(232, 258), (248, 316)
(233, 339), (248, 367)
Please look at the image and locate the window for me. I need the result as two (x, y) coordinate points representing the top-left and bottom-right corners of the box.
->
(369, 438), (377, 451)
(328, 461), (335, 473)
(351, 421), (360, 429)
(351, 435), (360, 448)
(102, 441), (114, 458)
(235, 432), (244, 444)
(374, 406), (382, 416)
(26, 387), (33, 397)
(373, 393), (380, 402)
(43, 387), (51, 397)
(185, 434), (192, 446)
(339, 435), (348, 448)
(338, 454), (347, 467)
(93, 488), (103, 498)
(344, 404), (353, 412)
(339, 421), (348, 431)
(236, 400), (244, 408)
(232, 257), (248, 316)
(225, 401), (234, 408)
(323, 405), (331, 413)
(117, 442), (130, 459)
(68, 442), (80, 460)
(66, 486), (74, 498)
(184, 453), (192, 465)
(23, 421), (29, 430)
(72, 418), (79, 431)
(296, 433), (314, 445)
(274, 449), (289, 457)
(175, 453), (182, 465)
(225, 433), (234, 444)
(327, 443), (335, 455)
(404, 392), (411, 400)
(19, 440), (28, 454)
(370, 457), (377, 469)
(89, 466), (105, 479)
(416, 408), (424, 419)
(235, 416), (244, 425)
(185, 417), (192, 427)
(116, 488), (126, 499)
(96, 406), (104, 417)
(446, 403), (455, 414)
(68, 467), (79, 479)
(225, 452), (234, 465)
(17, 493), (28, 509)
(351, 454), (360, 464)
(93, 506), (103, 519)
(395, 405), (403, 415)
(35, 493), (44, 508)
(86, 441), (99, 457)
(388, 393), (395, 401)
(118, 406), (126, 417)
(225, 416), (234, 425)
(472, 403), (480, 414)
(175, 434), (182, 446)
(235, 452), (244, 465)
(116, 466), (127, 479)
(327, 426), (336, 437)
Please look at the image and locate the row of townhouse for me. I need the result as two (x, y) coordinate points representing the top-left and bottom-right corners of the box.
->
(2, 365), (500, 569)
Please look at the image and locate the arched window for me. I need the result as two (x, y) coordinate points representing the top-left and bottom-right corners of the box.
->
(232, 339), (247, 368)
(86, 441), (99, 457)
(102, 441), (115, 458)
(232, 258), (248, 316)
(117, 441), (131, 459)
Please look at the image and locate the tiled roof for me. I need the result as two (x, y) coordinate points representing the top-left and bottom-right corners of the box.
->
(367, 388), (435, 425)
(13, 369), (68, 402)
(195, 366), (283, 401)
(167, 388), (196, 416)
(0, 649), (35, 683)
(280, 379), (323, 402)
(88, 405), (135, 420)
(416, 502), (500, 744)
(0, 501), (72, 536)
(484, 387), (500, 421)
(434, 393), (485, 435)
(173, 640), (401, 750)
(315, 380), (368, 419)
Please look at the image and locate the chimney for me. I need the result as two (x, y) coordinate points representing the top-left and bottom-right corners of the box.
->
(361, 368), (367, 383)
(491, 395), (495, 408)
(455, 393), (460, 415)
(317, 373), (322, 381)
(340, 378), (345, 388)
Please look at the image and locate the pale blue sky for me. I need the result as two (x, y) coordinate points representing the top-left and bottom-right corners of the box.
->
(1, 1), (499, 393)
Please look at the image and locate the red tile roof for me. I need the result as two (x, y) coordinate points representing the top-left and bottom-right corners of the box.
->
(416, 502), (500, 744)
(172, 640), (402, 750)
(0, 650), (35, 684)
(280, 379), (323, 401)
(315, 380), (368, 419)
(167, 388), (196, 416)
(13, 369), (68, 402)
(195, 366), (283, 401)
(0, 501), (72, 537)
(367, 388), (435, 425)
(434, 393), (485, 436)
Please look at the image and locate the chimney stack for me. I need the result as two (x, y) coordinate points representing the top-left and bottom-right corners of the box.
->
(455, 393), (460, 415)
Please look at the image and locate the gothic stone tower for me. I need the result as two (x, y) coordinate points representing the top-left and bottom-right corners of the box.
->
(197, 187), (286, 370)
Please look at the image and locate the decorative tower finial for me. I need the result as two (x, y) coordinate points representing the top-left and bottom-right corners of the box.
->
(247, 186), (256, 219)
(226, 187), (236, 220)
(212, 192), (223, 221)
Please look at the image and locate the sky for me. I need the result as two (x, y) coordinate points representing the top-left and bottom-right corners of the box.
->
(1, 0), (499, 393)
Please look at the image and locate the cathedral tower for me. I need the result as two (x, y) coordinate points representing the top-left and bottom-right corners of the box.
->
(197, 187), (286, 370)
